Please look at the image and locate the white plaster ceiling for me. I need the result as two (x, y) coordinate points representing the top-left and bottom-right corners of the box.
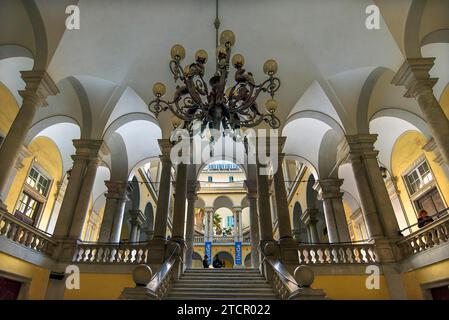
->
(421, 43), (449, 100)
(0, 57), (33, 105)
(369, 116), (422, 172)
(34, 123), (81, 174)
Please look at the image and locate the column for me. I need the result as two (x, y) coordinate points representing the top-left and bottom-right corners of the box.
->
(152, 139), (173, 240)
(256, 163), (274, 243)
(53, 140), (105, 239)
(244, 180), (260, 268)
(0, 146), (31, 203)
(99, 180), (129, 242)
(273, 137), (293, 242)
(129, 210), (145, 242)
(232, 207), (242, 242)
(344, 134), (400, 239)
(205, 208), (214, 241)
(0, 71), (59, 210)
(314, 178), (351, 243)
(301, 208), (320, 243)
(185, 186), (198, 268)
(423, 137), (449, 179)
(392, 58), (449, 164)
(171, 163), (187, 242)
(68, 142), (105, 240)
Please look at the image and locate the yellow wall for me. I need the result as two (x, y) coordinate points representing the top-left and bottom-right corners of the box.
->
(439, 84), (449, 120)
(0, 252), (50, 299)
(0, 83), (18, 135)
(64, 273), (134, 300)
(391, 131), (449, 230)
(193, 244), (251, 267)
(4, 136), (63, 230)
(314, 275), (390, 300)
(402, 259), (449, 300)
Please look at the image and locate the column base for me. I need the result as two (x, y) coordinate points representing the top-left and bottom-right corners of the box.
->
(147, 239), (168, 264)
(279, 238), (299, 266)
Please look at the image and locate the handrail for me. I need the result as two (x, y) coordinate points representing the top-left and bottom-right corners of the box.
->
(0, 210), (57, 255)
(398, 207), (449, 234)
(260, 250), (304, 300)
(145, 241), (182, 299)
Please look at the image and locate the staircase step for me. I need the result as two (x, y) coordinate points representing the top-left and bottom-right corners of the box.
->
(184, 268), (260, 273)
(170, 287), (274, 293)
(167, 291), (277, 299)
(173, 282), (271, 288)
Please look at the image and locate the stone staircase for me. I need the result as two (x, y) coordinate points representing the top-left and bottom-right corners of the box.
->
(166, 268), (278, 300)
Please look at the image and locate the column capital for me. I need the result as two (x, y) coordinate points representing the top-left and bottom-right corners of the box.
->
(391, 58), (438, 98)
(158, 139), (173, 163)
(18, 71), (59, 107)
(313, 178), (344, 201)
(15, 146), (32, 170)
(301, 208), (319, 226)
(233, 206), (242, 213)
(73, 139), (109, 160)
(105, 180), (129, 200)
(129, 209), (145, 227)
(340, 134), (379, 161)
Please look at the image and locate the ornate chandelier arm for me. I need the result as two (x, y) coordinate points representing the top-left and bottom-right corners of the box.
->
(228, 76), (280, 114)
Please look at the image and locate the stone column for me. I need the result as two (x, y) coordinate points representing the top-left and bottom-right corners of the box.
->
(233, 207), (242, 242)
(171, 163), (188, 242)
(152, 140), (173, 240)
(301, 208), (320, 243)
(273, 137), (293, 243)
(244, 180), (260, 267)
(206, 208), (215, 241)
(392, 58), (449, 165)
(423, 137), (449, 179)
(129, 209), (145, 242)
(53, 140), (106, 239)
(0, 71), (59, 210)
(185, 187), (198, 268)
(342, 134), (400, 239)
(0, 146), (32, 202)
(256, 163), (274, 243)
(99, 180), (129, 242)
(314, 179), (351, 243)
(68, 141), (106, 240)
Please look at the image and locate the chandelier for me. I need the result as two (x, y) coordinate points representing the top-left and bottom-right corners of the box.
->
(148, 29), (281, 140)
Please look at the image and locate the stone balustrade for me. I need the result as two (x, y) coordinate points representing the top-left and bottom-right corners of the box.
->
(0, 210), (56, 255)
(397, 214), (449, 258)
(297, 243), (378, 264)
(72, 242), (150, 264)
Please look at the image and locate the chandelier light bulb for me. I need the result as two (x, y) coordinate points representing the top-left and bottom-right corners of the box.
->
(216, 45), (227, 59)
(263, 59), (278, 75)
(232, 54), (245, 68)
(195, 49), (208, 64)
(219, 30), (236, 47)
(170, 44), (186, 61)
(265, 98), (278, 114)
(152, 82), (166, 97)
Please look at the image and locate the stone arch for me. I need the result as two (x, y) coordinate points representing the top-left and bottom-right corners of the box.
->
(403, 0), (427, 58)
(0, 45), (33, 61)
(215, 251), (234, 267)
(356, 67), (389, 134)
(213, 195), (234, 209)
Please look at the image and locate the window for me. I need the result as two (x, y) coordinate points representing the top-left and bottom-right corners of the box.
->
(15, 193), (41, 223)
(226, 216), (234, 228)
(405, 161), (433, 195)
(26, 167), (50, 196)
(228, 176), (234, 182)
(208, 176), (213, 182)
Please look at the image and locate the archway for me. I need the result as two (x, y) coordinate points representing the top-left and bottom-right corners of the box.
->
(215, 251), (234, 268)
